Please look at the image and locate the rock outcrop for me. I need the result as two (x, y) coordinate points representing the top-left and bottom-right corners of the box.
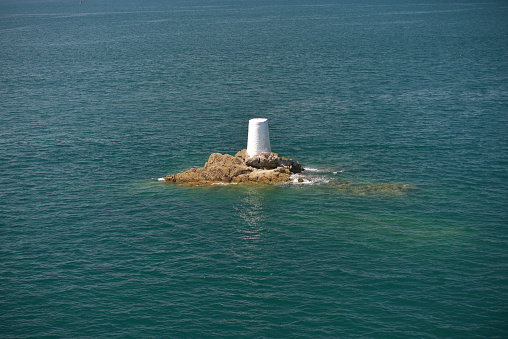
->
(162, 150), (304, 185)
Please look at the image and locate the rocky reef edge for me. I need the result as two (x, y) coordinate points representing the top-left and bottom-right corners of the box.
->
(161, 149), (304, 186)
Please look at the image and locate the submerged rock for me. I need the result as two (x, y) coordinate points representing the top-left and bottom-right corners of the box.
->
(327, 181), (413, 195)
(162, 150), (304, 186)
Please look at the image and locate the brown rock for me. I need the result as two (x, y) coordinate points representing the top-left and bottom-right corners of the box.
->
(278, 158), (304, 174)
(162, 149), (304, 186)
(245, 152), (279, 169)
(164, 175), (177, 182)
(234, 149), (249, 161)
(202, 153), (252, 182)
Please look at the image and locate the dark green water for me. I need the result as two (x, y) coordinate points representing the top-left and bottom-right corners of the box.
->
(1, 0), (507, 337)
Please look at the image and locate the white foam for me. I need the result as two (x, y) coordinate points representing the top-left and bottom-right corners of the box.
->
(290, 174), (319, 184)
(290, 173), (334, 185)
(158, 177), (165, 182)
(291, 177), (312, 184)
(311, 176), (334, 184)
(304, 167), (344, 174)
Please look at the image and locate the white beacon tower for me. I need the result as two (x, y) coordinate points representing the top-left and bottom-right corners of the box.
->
(247, 118), (271, 157)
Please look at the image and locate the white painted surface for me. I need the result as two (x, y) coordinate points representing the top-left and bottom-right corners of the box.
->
(247, 118), (271, 157)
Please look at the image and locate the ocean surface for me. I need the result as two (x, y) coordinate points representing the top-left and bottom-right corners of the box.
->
(1, 0), (507, 337)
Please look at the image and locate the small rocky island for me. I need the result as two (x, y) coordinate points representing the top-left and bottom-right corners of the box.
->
(161, 150), (304, 186)
(159, 119), (412, 194)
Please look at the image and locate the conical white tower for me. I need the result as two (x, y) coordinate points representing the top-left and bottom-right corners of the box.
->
(247, 118), (271, 157)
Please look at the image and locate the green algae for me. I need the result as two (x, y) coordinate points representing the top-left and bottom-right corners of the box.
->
(327, 181), (414, 195)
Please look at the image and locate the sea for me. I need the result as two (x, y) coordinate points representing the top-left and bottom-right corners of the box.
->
(1, 0), (507, 337)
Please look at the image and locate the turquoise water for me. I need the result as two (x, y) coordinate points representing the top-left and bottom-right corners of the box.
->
(1, 0), (507, 337)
